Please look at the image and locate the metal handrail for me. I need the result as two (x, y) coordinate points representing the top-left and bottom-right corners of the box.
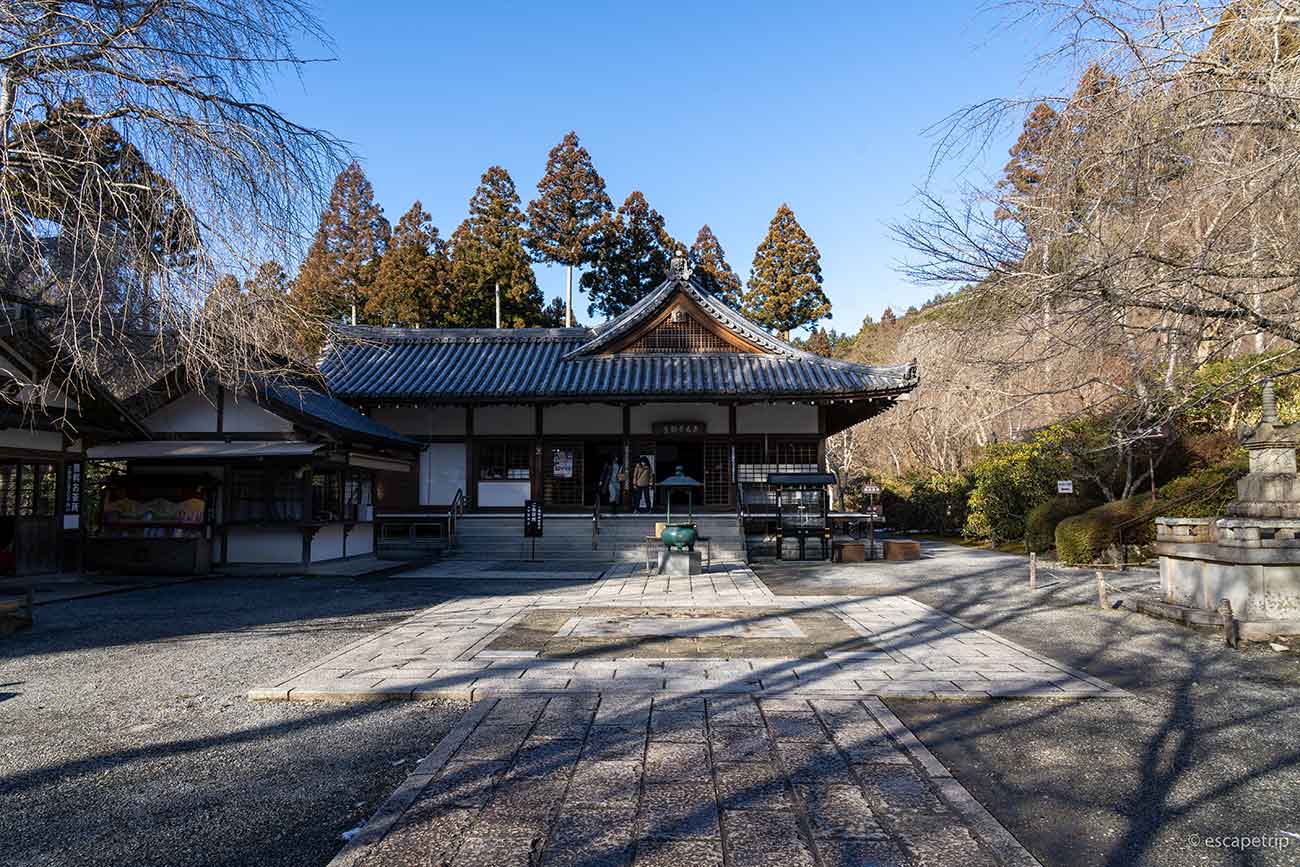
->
(735, 480), (749, 563)
(448, 488), (465, 550)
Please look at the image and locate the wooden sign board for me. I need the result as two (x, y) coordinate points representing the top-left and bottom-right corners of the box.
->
(524, 500), (544, 537)
(652, 421), (706, 436)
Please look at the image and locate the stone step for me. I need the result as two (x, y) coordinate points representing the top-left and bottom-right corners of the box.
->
(448, 515), (747, 563)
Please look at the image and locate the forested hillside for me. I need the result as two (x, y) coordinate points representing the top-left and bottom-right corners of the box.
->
(806, 1), (1300, 561)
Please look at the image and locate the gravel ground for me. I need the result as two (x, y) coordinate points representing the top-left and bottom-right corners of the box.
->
(0, 576), (469, 867)
(756, 543), (1300, 867)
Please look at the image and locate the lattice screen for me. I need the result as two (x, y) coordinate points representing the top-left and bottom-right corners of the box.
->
(704, 442), (731, 506)
(736, 439), (821, 508)
(624, 311), (733, 354)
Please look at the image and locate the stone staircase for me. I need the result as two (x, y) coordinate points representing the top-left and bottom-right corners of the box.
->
(447, 513), (747, 565)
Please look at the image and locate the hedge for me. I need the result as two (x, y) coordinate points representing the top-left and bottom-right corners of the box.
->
(1024, 495), (1096, 554)
(1054, 461), (1247, 564)
(1054, 498), (1150, 564)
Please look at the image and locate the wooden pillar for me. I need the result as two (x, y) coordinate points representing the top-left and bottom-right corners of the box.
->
(77, 443), (90, 574)
(533, 404), (545, 504)
(219, 462), (231, 565)
(622, 405), (633, 511)
(464, 406), (475, 511)
(301, 467), (313, 566)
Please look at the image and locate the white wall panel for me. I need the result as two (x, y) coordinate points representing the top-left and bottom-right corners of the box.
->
(630, 403), (729, 435)
(142, 391), (218, 433)
(736, 403), (818, 434)
(0, 428), (64, 451)
(225, 527), (301, 563)
(421, 443), (467, 506)
(474, 405), (534, 435)
(222, 392), (294, 433)
(543, 403), (621, 435)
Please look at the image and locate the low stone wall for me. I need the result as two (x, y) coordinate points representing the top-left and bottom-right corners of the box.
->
(1164, 545), (1294, 621)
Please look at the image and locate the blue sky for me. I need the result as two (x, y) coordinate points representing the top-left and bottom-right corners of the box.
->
(268, 2), (1054, 332)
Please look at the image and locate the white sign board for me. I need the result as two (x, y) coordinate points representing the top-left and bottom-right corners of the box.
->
(1056, 480), (1074, 494)
(862, 484), (882, 495)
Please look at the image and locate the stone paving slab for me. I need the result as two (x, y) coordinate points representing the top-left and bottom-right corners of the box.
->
(249, 563), (1127, 702)
(328, 693), (1041, 867)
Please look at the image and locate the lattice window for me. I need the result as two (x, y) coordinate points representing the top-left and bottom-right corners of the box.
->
(772, 439), (819, 472)
(624, 310), (733, 354)
(736, 439), (821, 509)
(704, 442), (731, 506)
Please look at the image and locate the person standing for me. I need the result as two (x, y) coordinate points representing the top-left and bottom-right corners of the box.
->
(597, 460), (612, 507)
(633, 458), (654, 513)
(607, 458), (622, 511)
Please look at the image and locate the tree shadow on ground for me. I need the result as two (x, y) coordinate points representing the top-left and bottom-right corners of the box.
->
(753, 542), (1300, 867)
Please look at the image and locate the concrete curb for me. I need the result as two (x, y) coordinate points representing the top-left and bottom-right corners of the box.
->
(865, 697), (1044, 867)
(250, 683), (1132, 704)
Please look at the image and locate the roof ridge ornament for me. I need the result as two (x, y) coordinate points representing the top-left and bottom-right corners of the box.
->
(669, 252), (693, 282)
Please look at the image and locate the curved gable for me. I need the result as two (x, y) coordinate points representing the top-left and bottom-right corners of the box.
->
(563, 271), (817, 361)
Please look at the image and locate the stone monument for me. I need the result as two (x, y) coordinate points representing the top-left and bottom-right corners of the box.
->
(1155, 380), (1300, 637)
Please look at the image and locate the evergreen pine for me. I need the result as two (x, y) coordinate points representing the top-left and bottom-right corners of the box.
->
(290, 161), (389, 325)
(204, 273), (243, 316)
(689, 224), (743, 308)
(582, 191), (674, 319)
(540, 297), (568, 328)
(804, 328), (834, 357)
(449, 166), (545, 327)
(525, 131), (612, 326)
(244, 261), (291, 307)
(366, 201), (448, 327)
(743, 203), (831, 338)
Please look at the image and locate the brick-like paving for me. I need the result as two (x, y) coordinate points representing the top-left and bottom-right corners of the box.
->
(332, 693), (1039, 867)
(249, 563), (1124, 701)
(249, 561), (1130, 866)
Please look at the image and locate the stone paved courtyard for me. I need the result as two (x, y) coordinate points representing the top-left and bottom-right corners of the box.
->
(245, 559), (1137, 867)
(333, 692), (1036, 867)
(249, 563), (1125, 702)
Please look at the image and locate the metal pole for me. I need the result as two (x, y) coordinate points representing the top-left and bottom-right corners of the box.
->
(565, 265), (573, 327)
(1029, 552), (1037, 591)
(495, 282), (501, 329)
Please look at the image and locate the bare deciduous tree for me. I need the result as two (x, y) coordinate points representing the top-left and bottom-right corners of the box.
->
(0, 0), (346, 409)
(882, 1), (1300, 491)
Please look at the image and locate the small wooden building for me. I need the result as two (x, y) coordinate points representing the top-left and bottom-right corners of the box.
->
(86, 374), (417, 572)
(0, 315), (143, 575)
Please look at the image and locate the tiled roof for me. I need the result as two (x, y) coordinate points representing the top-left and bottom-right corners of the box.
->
(260, 379), (416, 449)
(321, 275), (919, 403)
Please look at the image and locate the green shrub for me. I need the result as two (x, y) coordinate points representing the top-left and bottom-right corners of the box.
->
(1158, 459), (1246, 518)
(1053, 459), (1248, 563)
(964, 429), (1070, 544)
(880, 472), (972, 534)
(1055, 498), (1147, 564)
(1024, 495), (1096, 553)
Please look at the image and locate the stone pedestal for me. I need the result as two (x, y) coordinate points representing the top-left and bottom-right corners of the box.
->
(657, 549), (702, 576)
(1154, 379), (1300, 630)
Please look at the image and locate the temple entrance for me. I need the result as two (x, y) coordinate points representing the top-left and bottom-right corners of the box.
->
(654, 441), (704, 510)
(583, 441), (624, 509)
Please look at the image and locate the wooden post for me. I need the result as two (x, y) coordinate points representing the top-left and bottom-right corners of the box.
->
(1029, 552), (1037, 591)
(1096, 571), (1108, 609)
(1218, 598), (1238, 648)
